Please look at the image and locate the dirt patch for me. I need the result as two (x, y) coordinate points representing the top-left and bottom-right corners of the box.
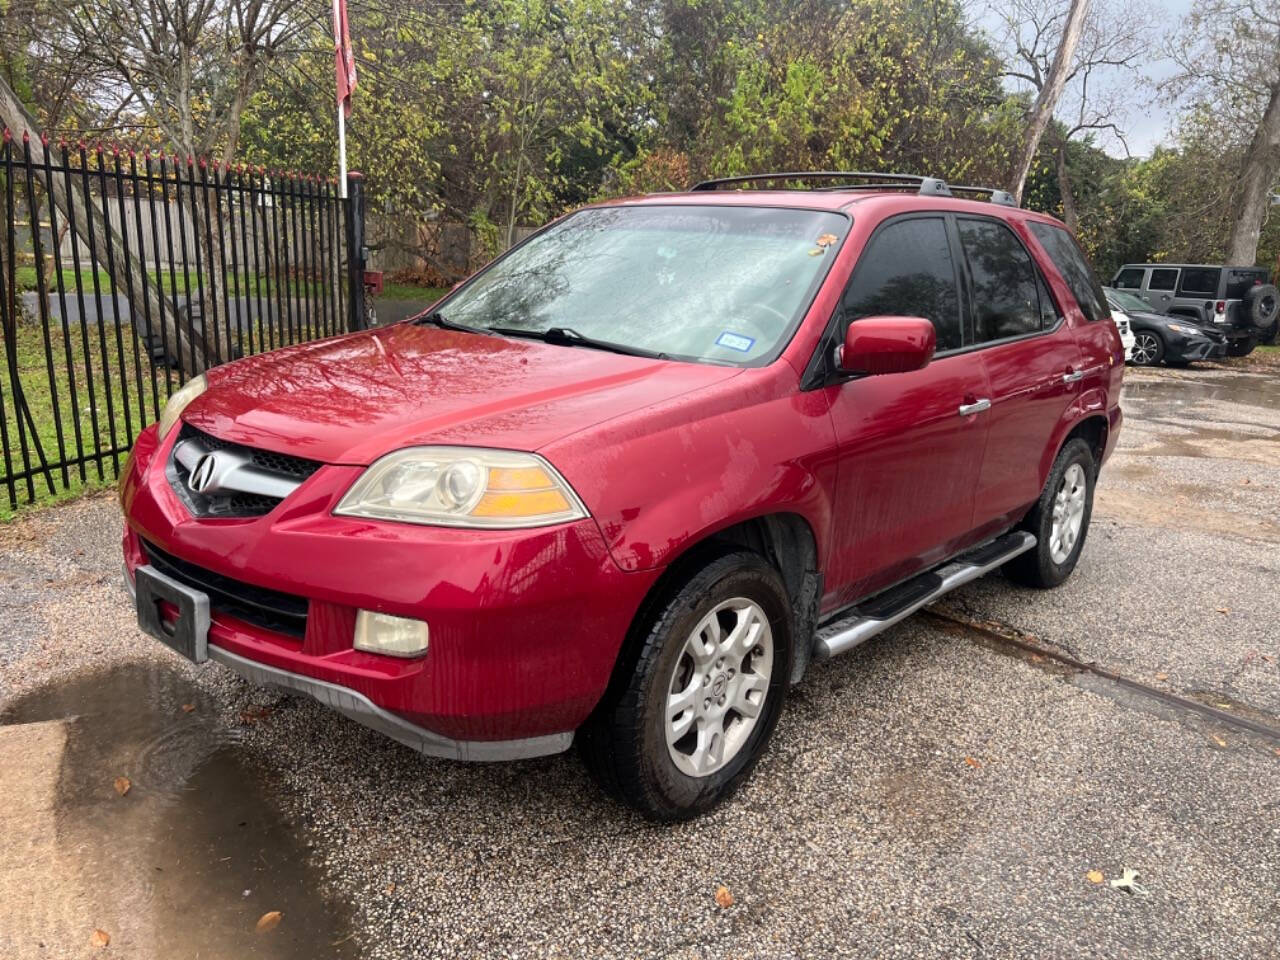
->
(1094, 486), (1280, 543)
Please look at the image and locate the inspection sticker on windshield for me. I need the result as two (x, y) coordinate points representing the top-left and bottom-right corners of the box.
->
(716, 331), (755, 352)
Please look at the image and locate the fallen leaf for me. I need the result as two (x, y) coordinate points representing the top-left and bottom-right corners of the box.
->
(1086, 870), (1104, 884)
(1273, 747), (1280, 758)
(714, 885), (734, 908)
(89, 929), (110, 948)
(964, 756), (981, 768)
(181, 703), (196, 713)
(1154, 672), (1169, 681)
(113, 776), (131, 797)
(1215, 607), (1230, 615)
(256, 911), (282, 933)
(1211, 735), (1227, 749)
(384, 883), (396, 895)
(239, 706), (273, 725)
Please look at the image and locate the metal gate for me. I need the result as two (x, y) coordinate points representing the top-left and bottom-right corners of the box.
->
(0, 131), (367, 511)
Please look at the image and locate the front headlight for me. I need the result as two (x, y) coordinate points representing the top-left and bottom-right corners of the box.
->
(1167, 323), (1201, 336)
(157, 373), (207, 438)
(335, 447), (589, 528)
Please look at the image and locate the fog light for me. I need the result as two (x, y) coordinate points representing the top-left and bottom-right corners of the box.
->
(353, 610), (429, 658)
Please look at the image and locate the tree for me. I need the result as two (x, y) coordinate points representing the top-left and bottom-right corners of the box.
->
(1003, 0), (1091, 203)
(1166, 0), (1280, 266)
(992, 0), (1151, 230)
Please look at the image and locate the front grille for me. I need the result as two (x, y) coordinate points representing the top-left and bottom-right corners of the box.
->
(142, 539), (309, 639)
(168, 424), (323, 518)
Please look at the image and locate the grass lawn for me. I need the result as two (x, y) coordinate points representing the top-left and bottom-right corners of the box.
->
(378, 282), (448, 302)
(0, 311), (334, 520)
(14, 263), (332, 300)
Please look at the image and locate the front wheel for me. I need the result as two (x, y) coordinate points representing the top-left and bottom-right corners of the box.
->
(1130, 330), (1164, 366)
(577, 551), (792, 821)
(1005, 438), (1096, 589)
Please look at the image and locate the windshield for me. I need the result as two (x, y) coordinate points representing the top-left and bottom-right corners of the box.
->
(1104, 287), (1148, 313)
(439, 205), (850, 364)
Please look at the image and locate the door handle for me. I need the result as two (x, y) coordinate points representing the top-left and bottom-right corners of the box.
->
(958, 398), (990, 416)
(1062, 369), (1084, 383)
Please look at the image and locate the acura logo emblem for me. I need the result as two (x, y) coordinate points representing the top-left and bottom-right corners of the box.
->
(188, 453), (219, 494)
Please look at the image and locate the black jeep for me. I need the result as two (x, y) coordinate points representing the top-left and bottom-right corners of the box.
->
(1110, 263), (1279, 356)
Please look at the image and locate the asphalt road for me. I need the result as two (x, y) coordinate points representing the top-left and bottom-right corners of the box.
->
(1, 362), (1277, 959)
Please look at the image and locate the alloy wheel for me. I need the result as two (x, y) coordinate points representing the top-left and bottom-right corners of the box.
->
(1049, 463), (1087, 564)
(665, 598), (773, 778)
(1131, 332), (1159, 365)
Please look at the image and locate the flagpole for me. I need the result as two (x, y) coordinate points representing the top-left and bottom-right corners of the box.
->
(333, 0), (348, 198)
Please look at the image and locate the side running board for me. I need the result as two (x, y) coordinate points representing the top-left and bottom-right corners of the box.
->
(813, 531), (1036, 660)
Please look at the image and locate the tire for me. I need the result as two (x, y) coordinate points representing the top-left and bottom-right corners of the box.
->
(1226, 336), (1257, 358)
(577, 550), (792, 821)
(1244, 284), (1279, 331)
(1261, 317), (1280, 346)
(1004, 438), (1096, 589)
(1130, 330), (1164, 366)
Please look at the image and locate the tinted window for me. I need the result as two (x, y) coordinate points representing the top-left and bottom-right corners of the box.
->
(1148, 268), (1179, 291)
(1114, 268), (1144, 289)
(958, 218), (1042, 341)
(1028, 222), (1111, 322)
(842, 217), (961, 351)
(1037, 271), (1061, 328)
(1178, 267), (1220, 296)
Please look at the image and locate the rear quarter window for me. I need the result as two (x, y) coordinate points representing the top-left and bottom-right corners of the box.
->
(1027, 222), (1111, 322)
(1177, 267), (1220, 296)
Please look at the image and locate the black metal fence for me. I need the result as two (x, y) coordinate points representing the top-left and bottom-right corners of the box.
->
(0, 131), (362, 511)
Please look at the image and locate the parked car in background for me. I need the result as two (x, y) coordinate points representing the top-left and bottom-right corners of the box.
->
(1112, 311), (1136, 362)
(1110, 263), (1279, 355)
(121, 172), (1123, 820)
(1104, 287), (1227, 367)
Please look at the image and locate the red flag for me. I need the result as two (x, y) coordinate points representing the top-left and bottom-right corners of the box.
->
(333, 0), (356, 116)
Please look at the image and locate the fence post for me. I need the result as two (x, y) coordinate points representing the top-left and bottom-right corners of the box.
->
(345, 171), (366, 332)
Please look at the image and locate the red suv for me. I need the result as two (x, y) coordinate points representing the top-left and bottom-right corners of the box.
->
(121, 172), (1123, 820)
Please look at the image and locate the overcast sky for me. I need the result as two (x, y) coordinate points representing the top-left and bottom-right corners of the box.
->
(974, 0), (1196, 159)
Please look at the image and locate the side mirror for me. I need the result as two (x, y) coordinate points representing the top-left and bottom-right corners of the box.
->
(836, 316), (936, 376)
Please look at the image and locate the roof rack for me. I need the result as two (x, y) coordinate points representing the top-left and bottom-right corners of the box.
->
(690, 171), (953, 197)
(689, 171), (1020, 207)
(948, 184), (1018, 207)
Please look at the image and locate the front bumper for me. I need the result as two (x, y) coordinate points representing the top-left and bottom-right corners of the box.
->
(121, 423), (661, 749)
(1166, 334), (1225, 362)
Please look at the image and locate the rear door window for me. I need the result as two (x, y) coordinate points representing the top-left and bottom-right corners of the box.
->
(1113, 268), (1145, 289)
(842, 217), (963, 351)
(1027, 222), (1111, 322)
(1148, 268), (1179, 291)
(1177, 267), (1220, 296)
(957, 217), (1043, 341)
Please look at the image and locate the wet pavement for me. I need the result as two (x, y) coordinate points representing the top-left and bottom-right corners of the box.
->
(1, 664), (358, 959)
(1, 362), (1278, 958)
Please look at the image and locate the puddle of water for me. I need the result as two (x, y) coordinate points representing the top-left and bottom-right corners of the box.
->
(1, 662), (359, 960)
(1122, 372), (1280, 412)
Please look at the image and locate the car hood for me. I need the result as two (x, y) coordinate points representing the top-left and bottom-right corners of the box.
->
(182, 323), (742, 465)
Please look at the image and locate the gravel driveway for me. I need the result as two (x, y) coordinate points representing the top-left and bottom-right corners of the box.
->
(1, 363), (1278, 959)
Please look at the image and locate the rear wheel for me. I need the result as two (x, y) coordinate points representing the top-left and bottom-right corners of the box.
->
(578, 551), (792, 821)
(1005, 438), (1096, 589)
(1130, 330), (1164, 366)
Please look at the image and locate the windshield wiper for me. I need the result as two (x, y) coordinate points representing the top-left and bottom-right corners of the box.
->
(487, 325), (669, 360)
(413, 310), (486, 334)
